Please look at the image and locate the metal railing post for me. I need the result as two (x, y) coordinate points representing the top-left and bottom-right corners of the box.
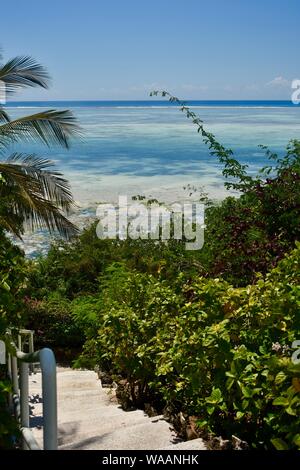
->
(20, 362), (29, 449)
(40, 348), (57, 450)
(29, 332), (34, 354)
(7, 332), (57, 451)
(11, 355), (19, 394)
(7, 353), (13, 410)
(29, 331), (34, 374)
(7, 352), (11, 378)
(18, 333), (22, 351)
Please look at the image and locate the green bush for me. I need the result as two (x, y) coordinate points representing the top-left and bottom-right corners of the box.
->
(0, 230), (25, 448)
(24, 104), (300, 448)
(26, 225), (198, 299)
(27, 141), (300, 292)
(25, 293), (83, 356)
(75, 245), (300, 449)
(199, 142), (300, 285)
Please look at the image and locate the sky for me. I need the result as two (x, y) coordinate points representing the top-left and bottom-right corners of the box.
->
(1, 0), (299, 101)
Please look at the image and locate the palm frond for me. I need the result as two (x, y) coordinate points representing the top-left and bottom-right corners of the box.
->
(0, 154), (78, 239)
(0, 109), (81, 150)
(0, 189), (78, 239)
(0, 56), (50, 94)
(1, 153), (75, 209)
(0, 108), (10, 123)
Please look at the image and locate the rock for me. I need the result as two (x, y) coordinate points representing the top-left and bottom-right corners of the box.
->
(144, 403), (158, 417)
(232, 435), (249, 450)
(96, 369), (114, 387)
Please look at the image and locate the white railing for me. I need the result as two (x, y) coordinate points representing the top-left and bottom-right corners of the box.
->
(6, 331), (58, 450)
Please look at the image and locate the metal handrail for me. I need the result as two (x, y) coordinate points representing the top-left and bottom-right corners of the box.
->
(7, 333), (58, 450)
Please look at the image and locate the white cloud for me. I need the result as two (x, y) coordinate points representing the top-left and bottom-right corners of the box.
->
(265, 76), (290, 87)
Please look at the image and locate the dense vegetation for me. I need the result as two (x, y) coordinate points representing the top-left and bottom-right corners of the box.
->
(0, 231), (25, 448)
(0, 49), (78, 448)
(24, 130), (300, 449)
(1, 87), (299, 449)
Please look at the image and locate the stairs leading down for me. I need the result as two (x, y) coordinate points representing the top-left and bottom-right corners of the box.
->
(29, 367), (206, 450)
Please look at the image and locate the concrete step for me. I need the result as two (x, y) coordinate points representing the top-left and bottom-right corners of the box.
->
(59, 418), (178, 450)
(29, 367), (207, 451)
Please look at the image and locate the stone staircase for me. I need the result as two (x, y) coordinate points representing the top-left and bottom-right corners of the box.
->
(29, 367), (206, 450)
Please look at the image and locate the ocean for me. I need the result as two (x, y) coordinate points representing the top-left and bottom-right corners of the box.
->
(4, 100), (300, 255)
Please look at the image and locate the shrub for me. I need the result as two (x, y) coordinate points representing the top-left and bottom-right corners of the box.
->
(201, 154), (300, 285)
(0, 230), (25, 448)
(78, 245), (300, 449)
(25, 293), (83, 359)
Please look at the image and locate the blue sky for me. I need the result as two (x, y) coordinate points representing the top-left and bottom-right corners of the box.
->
(1, 0), (299, 100)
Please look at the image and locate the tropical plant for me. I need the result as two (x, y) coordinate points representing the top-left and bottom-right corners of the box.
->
(0, 49), (81, 448)
(71, 244), (300, 449)
(0, 51), (80, 238)
(24, 91), (300, 450)
(0, 228), (25, 448)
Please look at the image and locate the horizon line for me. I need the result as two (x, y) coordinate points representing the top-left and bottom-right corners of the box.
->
(4, 98), (294, 103)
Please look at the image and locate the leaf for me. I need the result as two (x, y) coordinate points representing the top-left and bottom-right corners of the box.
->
(275, 371), (287, 385)
(225, 371), (235, 378)
(211, 388), (222, 401)
(292, 377), (300, 392)
(0, 154), (78, 239)
(271, 438), (289, 450)
(0, 55), (49, 94)
(1, 280), (10, 291)
(0, 109), (81, 150)
(292, 434), (300, 447)
(226, 378), (235, 391)
(272, 397), (289, 407)
(285, 407), (297, 416)
(240, 385), (253, 398)
(197, 419), (208, 428)
(206, 388), (223, 404)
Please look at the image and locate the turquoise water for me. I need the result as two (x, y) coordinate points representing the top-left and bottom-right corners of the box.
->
(5, 101), (300, 255)
(7, 101), (300, 205)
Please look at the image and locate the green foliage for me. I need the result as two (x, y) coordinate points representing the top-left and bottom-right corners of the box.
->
(0, 230), (26, 332)
(0, 50), (79, 239)
(201, 150), (300, 285)
(150, 90), (252, 191)
(25, 293), (83, 352)
(0, 230), (26, 449)
(0, 47), (81, 446)
(0, 373), (19, 448)
(26, 223), (199, 299)
(149, 92), (300, 285)
(72, 245), (300, 449)
(23, 92), (300, 450)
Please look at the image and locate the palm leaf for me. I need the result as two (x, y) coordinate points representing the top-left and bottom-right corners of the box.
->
(0, 109), (81, 150)
(0, 190), (78, 239)
(0, 108), (10, 123)
(0, 51), (81, 239)
(0, 154), (78, 239)
(0, 56), (50, 94)
(0, 153), (74, 209)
